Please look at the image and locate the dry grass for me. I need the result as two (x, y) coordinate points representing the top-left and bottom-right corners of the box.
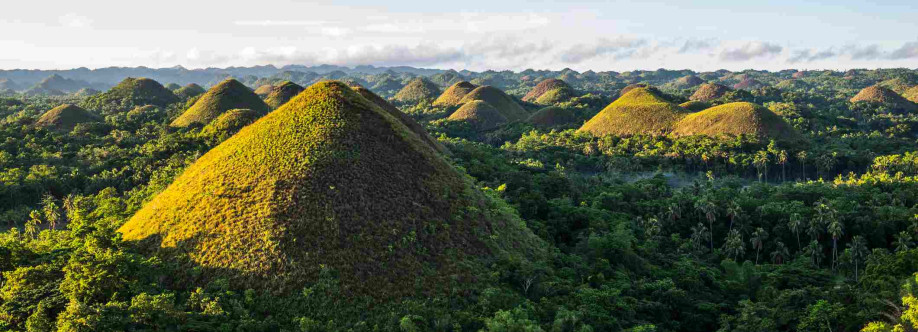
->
(264, 81), (305, 109)
(522, 79), (574, 104)
(174, 83), (206, 99)
(433, 81), (477, 107)
(579, 87), (689, 136)
(679, 101), (711, 112)
(171, 78), (270, 127)
(393, 77), (441, 103)
(448, 100), (508, 131)
(849, 85), (918, 113)
(459, 86), (529, 121)
(351, 85), (448, 154)
(690, 83), (731, 101)
(672, 102), (800, 141)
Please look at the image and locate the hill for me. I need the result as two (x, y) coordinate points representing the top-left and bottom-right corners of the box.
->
(392, 77), (441, 103)
(579, 87), (689, 136)
(672, 102), (800, 140)
(433, 81), (477, 107)
(350, 85), (448, 154)
(670, 75), (704, 89)
(849, 85), (918, 113)
(0, 79), (20, 91)
(74, 88), (100, 97)
(690, 83), (731, 101)
(264, 81), (305, 109)
(522, 79), (575, 104)
(174, 83), (206, 99)
(254, 84), (274, 97)
(620, 83), (652, 96)
(88, 77), (179, 108)
(775, 79), (810, 90)
(679, 101), (711, 112)
(904, 86), (918, 103)
(459, 86), (529, 121)
(733, 78), (765, 90)
(35, 104), (100, 131)
(31, 74), (93, 93)
(119, 81), (544, 298)
(171, 78), (271, 127)
(448, 100), (508, 131)
(199, 108), (261, 141)
(527, 106), (577, 127)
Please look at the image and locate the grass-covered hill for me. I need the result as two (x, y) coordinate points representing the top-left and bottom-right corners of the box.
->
(174, 83), (206, 99)
(448, 100), (508, 131)
(850, 85), (918, 113)
(904, 86), (918, 103)
(459, 85), (529, 121)
(84, 77), (179, 110)
(0, 78), (20, 91)
(433, 81), (478, 106)
(679, 100), (711, 112)
(690, 83), (731, 101)
(351, 84), (448, 154)
(254, 84), (274, 97)
(119, 81), (545, 298)
(392, 77), (441, 103)
(264, 81), (305, 109)
(668, 75), (704, 89)
(199, 108), (261, 141)
(579, 87), (689, 136)
(171, 78), (270, 127)
(733, 78), (765, 90)
(775, 79), (810, 90)
(522, 78), (575, 104)
(526, 106), (577, 127)
(35, 104), (100, 131)
(31, 74), (93, 93)
(619, 83), (652, 97)
(671, 102), (800, 140)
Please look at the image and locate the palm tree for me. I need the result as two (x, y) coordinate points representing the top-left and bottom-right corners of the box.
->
(753, 150), (770, 182)
(827, 219), (844, 269)
(778, 150), (788, 182)
(751, 227), (769, 265)
(788, 213), (803, 251)
(803, 240), (824, 266)
(41, 195), (60, 230)
(726, 200), (742, 231)
(847, 236), (869, 282)
(695, 198), (717, 250)
(895, 231), (912, 253)
(771, 241), (790, 264)
(725, 229), (745, 261)
(667, 202), (681, 223)
(797, 150), (808, 180)
(690, 222), (709, 253)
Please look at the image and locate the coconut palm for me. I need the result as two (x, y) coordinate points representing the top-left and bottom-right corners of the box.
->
(895, 231), (912, 253)
(751, 227), (769, 265)
(690, 222), (709, 253)
(778, 150), (788, 182)
(803, 240), (824, 266)
(847, 236), (869, 282)
(797, 150), (808, 180)
(788, 213), (803, 251)
(695, 198), (717, 250)
(827, 219), (843, 269)
(771, 241), (790, 264)
(726, 200), (742, 232)
(753, 150), (769, 182)
(724, 229), (745, 261)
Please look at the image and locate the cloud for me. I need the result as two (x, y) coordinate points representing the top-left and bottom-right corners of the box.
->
(234, 20), (325, 27)
(787, 48), (837, 63)
(719, 42), (783, 61)
(58, 13), (93, 28)
(559, 37), (647, 63)
(679, 39), (716, 53)
(889, 41), (918, 59)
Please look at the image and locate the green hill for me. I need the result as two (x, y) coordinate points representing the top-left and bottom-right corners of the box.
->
(254, 84), (274, 97)
(775, 79), (810, 90)
(174, 83), (206, 99)
(433, 81), (477, 107)
(351, 85), (448, 154)
(679, 101), (711, 112)
(670, 75), (704, 89)
(522, 79), (575, 104)
(672, 102), (800, 140)
(165, 83), (181, 90)
(527, 106), (577, 127)
(0, 79), (20, 91)
(878, 77), (916, 94)
(393, 77), (441, 103)
(579, 87), (689, 136)
(171, 79), (271, 127)
(35, 104), (100, 131)
(199, 108), (261, 141)
(119, 81), (544, 298)
(264, 81), (305, 109)
(733, 78), (765, 90)
(448, 100), (508, 131)
(88, 77), (179, 108)
(620, 83), (652, 97)
(849, 85), (918, 113)
(904, 86), (918, 103)
(459, 86), (529, 121)
(690, 83), (731, 101)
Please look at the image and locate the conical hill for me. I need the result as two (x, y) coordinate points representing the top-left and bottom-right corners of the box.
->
(35, 104), (101, 131)
(672, 102), (800, 140)
(171, 78), (271, 127)
(264, 81), (305, 109)
(690, 83), (731, 101)
(522, 79), (574, 104)
(433, 81), (477, 107)
(119, 81), (543, 297)
(448, 100), (508, 131)
(393, 77), (441, 103)
(351, 85), (448, 154)
(459, 86), (529, 121)
(849, 85), (918, 113)
(578, 87), (689, 136)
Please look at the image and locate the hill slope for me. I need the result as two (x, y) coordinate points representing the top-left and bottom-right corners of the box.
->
(171, 79), (271, 127)
(522, 79), (575, 104)
(35, 104), (100, 131)
(87, 77), (179, 109)
(174, 83), (206, 99)
(850, 85), (918, 113)
(448, 100), (508, 131)
(264, 81), (305, 109)
(459, 86), (529, 121)
(672, 102), (800, 140)
(527, 106), (577, 127)
(393, 77), (441, 103)
(904, 86), (918, 103)
(433, 81), (477, 107)
(690, 83), (731, 101)
(119, 81), (544, 297)
(579, 87), (689, 136)
(351, 85), (448, 154)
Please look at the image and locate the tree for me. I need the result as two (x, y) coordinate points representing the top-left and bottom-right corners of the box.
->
(695, 197), (718, 250)
(484, 306), (544, 332)
(25, 210), (41, 239)
(797, 150), (808, 180)
(771, 241), (790, 264)
(753, 150), (770, 182)
(804, 240), (824, 267)
(691, 222), (710, 253)
(726, 200), (742, 232)
(778, 150), (788, 182)
(826, 219), (843, 269)
(789, 213), (803, 251)
(725, 229), (745, 261)
(750, 228), (769, 265)
(798, 300), (843, 332)
(847, 236), (868, 282)
(41, 195), (60, 230)
(895, 231), (912, 253)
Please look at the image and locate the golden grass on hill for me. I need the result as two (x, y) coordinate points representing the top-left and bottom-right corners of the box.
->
(254, 84), (274, 97)
(448, 100), (508, 131)
(264, 81), (305, 109)
(522, 78), (574, 104)
(459, 86), (529, 121)
(878, 77), (915, 94)
(850, 85), (918, 113)
(579, 87), (689, 136)
(199, 108), (261, 141)
(393, 77), (441, 103)
(620, 83), (651, 97)
(174, 83), (206, 99)
(351, 85), (448, 154)
(527, 106), (577, 127)
(690, 83), (731, 101)
(35, 104), (100, 132)
(671, 75), (704, 89)
(679, 101), (711, 112)
(171, 78), (271, 127)
(119, 81), (545, 298)
(433, 81), (477, 107)
(672, 102), (800, 140)
(904, 86), (918, 103)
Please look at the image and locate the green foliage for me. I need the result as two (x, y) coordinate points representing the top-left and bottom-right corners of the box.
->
(263, 81), (305, 109)
(460, 86), (530, 121)
(449, 100), (509, 131)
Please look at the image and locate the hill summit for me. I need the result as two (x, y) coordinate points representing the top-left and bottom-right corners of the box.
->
(522, 78), (575, 104)
(448, 100), (508, 131)
(88, 77), (179, 109)
(393, 77), (441, 103)
(579, 87), (689, 136)
(459, 86), (529, 121)
(690, 83), (731, 101)
(672, 102), (800, 140)
(264, 81), (305, 109)
(433, 81), (477, 107)
(35, 104), (100, 131)
(350, 84), (448, 154)
(119, 81), (544, 297)
(527, 106), (577, 127)
(174, 83), (206, 99)
(850, 85), (918, 113)
(171, 78), (271, 127)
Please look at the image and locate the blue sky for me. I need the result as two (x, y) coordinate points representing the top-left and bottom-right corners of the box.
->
(0, 0), (915, 71)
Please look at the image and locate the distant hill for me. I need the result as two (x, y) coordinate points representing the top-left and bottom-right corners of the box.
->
(850, 85), (918, 113)
(393, 77), (441, 103)
(459, 86), (529, 121)
(433, 81), (477, 107)
(351, 84), (448, 154)
(264, 81), (305, 109)
(254, 84), (274, 97)
(87, 77), (179, 109)
(733, 78), (765, 90)
(199, 108), (261, 141)
(0, 79), (20, 91)
(775, 79), (810, 90)
(669, 75), (704, 89)
(174, 83), (206, 99)
(31, 74), (94, 93)
(878, 77), (916, 94)
(523, 79), (575, 104)
(690, 83), (731, 101)
(171, 78), (270, 127)
(527, 106), (577, 127)
(35, 104), (100, 131)
(579, 87), (689, 136)
(679, 101), (711, 112)
(672, 102), (800, 140)
(119, 81), (545, 297)
(448, 100), (508, 131)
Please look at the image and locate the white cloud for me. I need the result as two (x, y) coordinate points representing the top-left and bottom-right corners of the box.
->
(719, 42), (783, 61)
(559, 37), (647, 63)
(58, 13), (93, 28)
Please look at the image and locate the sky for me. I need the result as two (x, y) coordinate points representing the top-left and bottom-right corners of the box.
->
(0, 0), (916, 72)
